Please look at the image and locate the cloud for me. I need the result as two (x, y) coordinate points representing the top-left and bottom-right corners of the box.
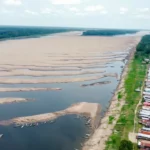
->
(51, 0), (80, 5)
(120, 7), (128, 14)
(41, 8), (52, 14)
(25, 10), (39, 15)
(1, 8), (13, 14)
(75, 12), (86, 16)
(137, 8), (149, 12)
(4, 0), (22, 6)
(69, 7), (79, 12)
(135, 14), (150, 19)
(84, 5), (104, 12)
(100, 10), (108, 14)
(40, 8), (65, 16)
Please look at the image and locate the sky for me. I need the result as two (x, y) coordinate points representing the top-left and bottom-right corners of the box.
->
(0, 0), (150, 29)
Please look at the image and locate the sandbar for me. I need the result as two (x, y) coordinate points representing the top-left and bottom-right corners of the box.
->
(0, 73), (117, 84)
(0, 102), (101, 129)
(0, 87), (61, 92)
(0, 98), (33, 104)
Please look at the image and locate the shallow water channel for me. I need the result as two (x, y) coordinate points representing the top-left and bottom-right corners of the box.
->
(0, 61), (124, 150)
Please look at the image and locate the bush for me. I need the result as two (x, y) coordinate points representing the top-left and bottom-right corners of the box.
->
(119, 140), (133, 150)
(136, 35), (150, 55)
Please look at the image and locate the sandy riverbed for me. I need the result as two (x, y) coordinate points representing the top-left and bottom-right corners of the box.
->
(0, 32), (145, 149)
(0, 35), (140, 71)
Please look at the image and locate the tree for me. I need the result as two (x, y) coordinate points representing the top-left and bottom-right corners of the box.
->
(119, 140), (133, 150)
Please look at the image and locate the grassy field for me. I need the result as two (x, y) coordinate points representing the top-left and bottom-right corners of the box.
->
(105, 54), (147, 150)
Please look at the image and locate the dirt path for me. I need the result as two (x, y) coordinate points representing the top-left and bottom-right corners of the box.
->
(129, 65), (147, 143)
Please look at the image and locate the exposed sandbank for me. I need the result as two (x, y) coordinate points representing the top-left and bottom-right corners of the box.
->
(0, 88), (61, 92)
(81, 81), (111, 87)
(0, 32), (144, 149)
(0, 36), (140, 68)
(0, 73), (117, 84)
(0, 70), (105, 77)
(0, 102), (101, 129)
(0, 98), (33, 104)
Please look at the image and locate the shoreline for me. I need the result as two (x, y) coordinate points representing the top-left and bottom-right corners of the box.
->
(82, 45), (137, 150)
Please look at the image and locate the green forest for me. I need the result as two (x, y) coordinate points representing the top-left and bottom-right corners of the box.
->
(0, 26), (74, 41)
(82, 29), (138, 36)
(136, 35), (150, 54)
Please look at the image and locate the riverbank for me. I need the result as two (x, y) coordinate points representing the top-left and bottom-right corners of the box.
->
(81, 31), (149, 150)
(82, 44), (136, 150)
(104, 42), (148, 149)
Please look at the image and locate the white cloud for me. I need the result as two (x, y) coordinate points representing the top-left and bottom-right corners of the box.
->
(135, 14), (150, 19)
(41, 8), (52, 14)
(75, 12), (86, 16)
(1, 8), (13, 14)
(4, 0), (22, 6)
(25, 10), (39, 15)
(69, 7), (79, 12)
(51, 0), (80, 5)
(137, 8), (149, 12)
(84, 5), (104, 12)
(40, 8), (65, 16)
(120, 7), (128, 14)
(101, 10), (108, 14)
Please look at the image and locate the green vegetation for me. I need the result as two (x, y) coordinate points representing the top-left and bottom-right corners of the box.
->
(136, 35), (150, 54)
(105, 35), (150, 150)
(0, 26), (77, 41)
(118, 91), (123, 100)
(82, 29), (138, 36)
(109, 116), (115, 124)
(119, 140), (133, 150)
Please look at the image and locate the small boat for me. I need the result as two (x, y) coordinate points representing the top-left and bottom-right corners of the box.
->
(144, 102), (150, 106)
(50, 120), (55, 124)
(14, 124), (21, 128)
(0, 134), (3, 138)
(135, 88), (141, 92)
(21, 125), (24, 128)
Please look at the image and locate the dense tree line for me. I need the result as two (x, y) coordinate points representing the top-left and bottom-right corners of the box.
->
(136, 35), (150, 54)
(82, 29), (138, 36)
(0, 26), (76, 40)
